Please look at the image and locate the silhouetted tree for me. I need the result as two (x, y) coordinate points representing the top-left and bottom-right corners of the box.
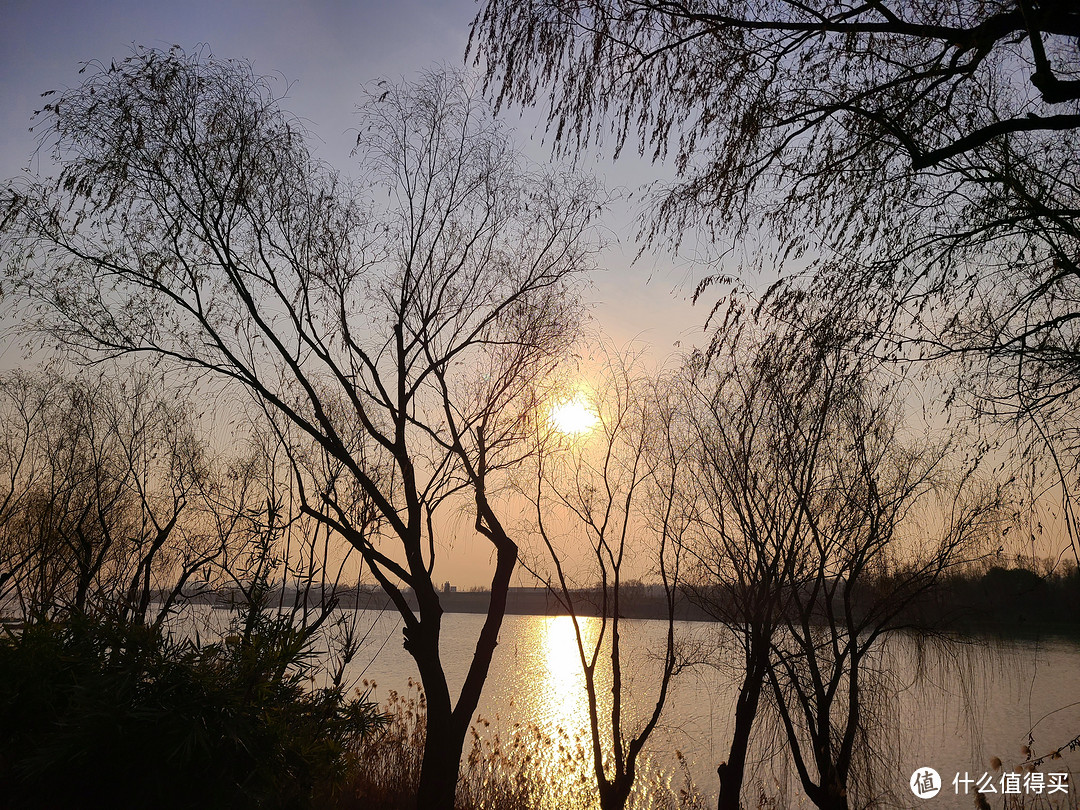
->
(0, 368), (229, 626)
(1, 49), (602, 810)
(470, 0), (1080, 562)
(521, 345), (688, 810)
(680, 337), (818, 810)
(682, 317), (1007, 809)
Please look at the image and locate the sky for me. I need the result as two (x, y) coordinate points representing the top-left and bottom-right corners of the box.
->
(1, 1), (1072, 586)
(1, 0), (714, 587)
(0, 0), (710, 361)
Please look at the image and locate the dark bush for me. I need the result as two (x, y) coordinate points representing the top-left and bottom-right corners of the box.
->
(0, 612), (383, 810)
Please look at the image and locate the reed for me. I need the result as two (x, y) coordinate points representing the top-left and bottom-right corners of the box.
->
(334, 680), (709, 810)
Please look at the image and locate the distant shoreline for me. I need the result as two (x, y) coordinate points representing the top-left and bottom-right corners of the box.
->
(179, 582), (1080, 639)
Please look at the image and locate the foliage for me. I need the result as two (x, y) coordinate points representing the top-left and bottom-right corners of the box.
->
(679, 316), (1009, 809)
(0, 368), (233, 625)
(469, 0), (1080, 562)
(925, 561), (1080, 628)
(337, 679), (427, 810)
(0, 610), (384, 810)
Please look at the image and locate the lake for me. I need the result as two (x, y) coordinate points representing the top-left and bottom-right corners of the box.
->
(340, 609), (1080, 809)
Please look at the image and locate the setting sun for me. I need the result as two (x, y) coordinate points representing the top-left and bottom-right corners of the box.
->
(549, 395), (599, 435)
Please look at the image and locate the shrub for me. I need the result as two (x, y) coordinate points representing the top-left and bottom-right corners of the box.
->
(0, 612), (383, 810)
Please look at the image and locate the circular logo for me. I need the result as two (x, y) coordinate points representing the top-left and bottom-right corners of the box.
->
(910, 767), (941, 799)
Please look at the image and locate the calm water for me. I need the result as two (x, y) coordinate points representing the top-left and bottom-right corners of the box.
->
(340, 610), (1080, 809)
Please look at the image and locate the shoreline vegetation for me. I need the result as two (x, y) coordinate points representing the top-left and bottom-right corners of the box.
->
(0, 606), (714, 810)
(2, 560), (1074, 808)
(336, 677), (710, 810)
(2, 605), (1076, 810)
(160, 563), (1080, 635)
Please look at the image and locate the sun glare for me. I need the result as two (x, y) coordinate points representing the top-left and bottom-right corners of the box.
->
(549, 395), (599, 435)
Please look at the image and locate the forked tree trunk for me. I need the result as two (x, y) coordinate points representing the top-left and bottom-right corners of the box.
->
(409, 526), (517, 810)
(598, 774), (635, 810)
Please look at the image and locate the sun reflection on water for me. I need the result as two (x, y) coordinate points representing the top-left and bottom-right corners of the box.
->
(539, 615), (592, 734)
(504, 615), (673, 810)
(500, 614), (598, 809)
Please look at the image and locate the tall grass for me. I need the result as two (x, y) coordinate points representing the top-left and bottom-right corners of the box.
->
(334, 679), (708, 810)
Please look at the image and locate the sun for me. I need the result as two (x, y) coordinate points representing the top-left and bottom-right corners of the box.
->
(549, 395), (599, 435)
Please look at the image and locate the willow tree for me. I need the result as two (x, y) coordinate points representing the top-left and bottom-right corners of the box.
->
(0, 368), (228, 626)
(1, 48), (602, 810)
(470, 0), (1080, 561)
(682, 316), (1007, 810)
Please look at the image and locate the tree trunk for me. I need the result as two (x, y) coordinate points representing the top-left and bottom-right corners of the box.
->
(417, 711), (466, 810)
(805, 752), (850, 810)
(407, 613), (461, 810)
(407, 535), (516, 810)
(718, 653), (767, 810)
(598, 773), (634, 810)
(810, 781), (849, 810)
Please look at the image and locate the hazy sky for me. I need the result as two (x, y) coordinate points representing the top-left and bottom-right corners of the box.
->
(1, 0), (715, 586)
(1, 0), (710, 359)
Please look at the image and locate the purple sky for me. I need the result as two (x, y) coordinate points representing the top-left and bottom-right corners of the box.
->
(2, 0), (473, 173)
(1, 0), (708, 360)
